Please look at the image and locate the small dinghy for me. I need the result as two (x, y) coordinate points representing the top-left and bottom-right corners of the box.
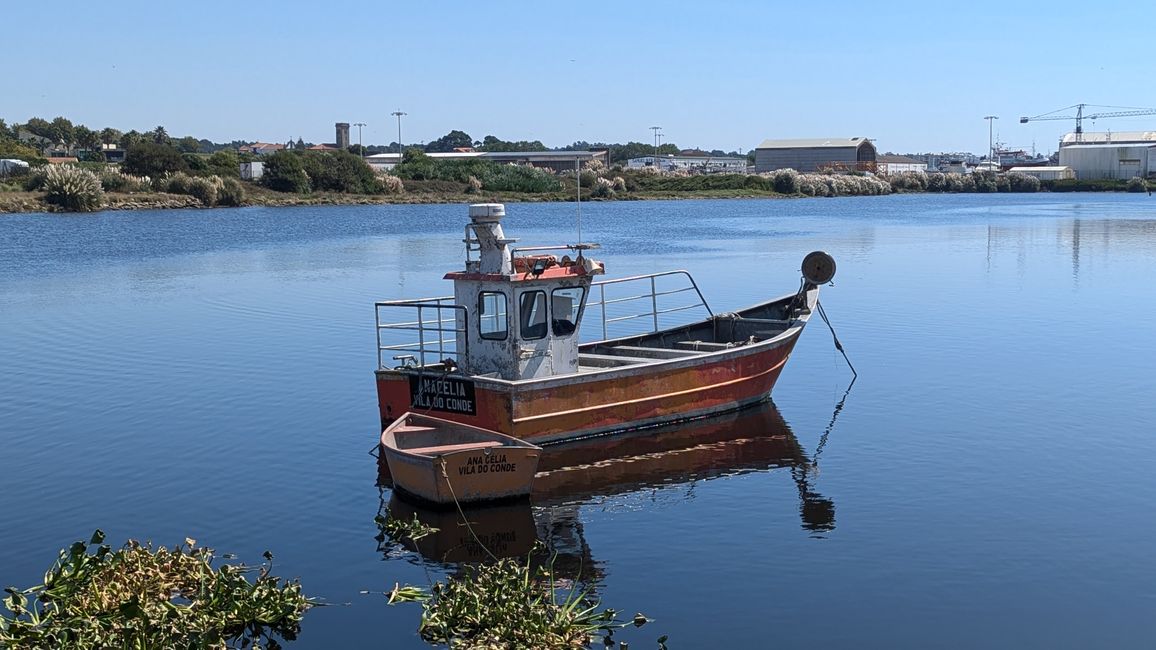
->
(381, 412), (541, 506)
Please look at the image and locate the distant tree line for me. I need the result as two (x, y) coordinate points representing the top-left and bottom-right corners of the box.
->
(2, 114), (754, 168)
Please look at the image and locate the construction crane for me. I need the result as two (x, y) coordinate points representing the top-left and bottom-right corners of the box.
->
(1019, 104), (1156, 142)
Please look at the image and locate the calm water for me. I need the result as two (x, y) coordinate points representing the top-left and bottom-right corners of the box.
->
(2, 194), (1156, 648)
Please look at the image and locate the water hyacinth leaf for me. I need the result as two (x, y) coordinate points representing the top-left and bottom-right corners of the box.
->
(633, 612), (650, 627)
(90, 529), (105, 545)
(387, 583), (429, 604)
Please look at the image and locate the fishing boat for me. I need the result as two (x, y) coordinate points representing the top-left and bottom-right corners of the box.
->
(374, 203), (836, 444)
(380, 412), (541, 506)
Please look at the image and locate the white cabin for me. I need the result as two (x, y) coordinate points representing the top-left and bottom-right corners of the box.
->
(446, 204), (604, 381)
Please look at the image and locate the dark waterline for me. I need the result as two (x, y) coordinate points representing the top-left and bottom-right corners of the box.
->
(3, 194), (1156, 648)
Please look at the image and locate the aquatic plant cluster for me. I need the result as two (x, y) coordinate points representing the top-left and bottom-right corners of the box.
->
(0, 530), (315, 649)
(375, 510), (646, 649)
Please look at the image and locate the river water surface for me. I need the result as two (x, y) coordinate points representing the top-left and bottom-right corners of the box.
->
(2, 194), (1156, 648)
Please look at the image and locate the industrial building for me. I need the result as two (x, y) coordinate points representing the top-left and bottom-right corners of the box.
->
(626, 155), (748, 174)
(1006, 166), (1075, 181)
(365, 150), (608, 173)
(1058, 143), (1156, 179)
(1059, 131), (1156, 147)
(754, 137), (876, 173)
(876, 155), (927, 175)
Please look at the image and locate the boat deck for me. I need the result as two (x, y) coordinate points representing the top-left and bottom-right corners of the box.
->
(576, 311), (797, 370)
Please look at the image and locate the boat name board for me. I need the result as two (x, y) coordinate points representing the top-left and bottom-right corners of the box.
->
(459, 453), (517, 476)
(408, 375), (477, 415)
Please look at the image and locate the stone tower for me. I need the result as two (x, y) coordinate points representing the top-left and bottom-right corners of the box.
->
(335, 122), (350, 149)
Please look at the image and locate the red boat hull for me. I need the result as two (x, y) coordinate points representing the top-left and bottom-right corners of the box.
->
(376, 327), (802, 444)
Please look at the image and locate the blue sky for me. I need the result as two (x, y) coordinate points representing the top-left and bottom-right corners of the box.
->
(8, 0), (1156, 154)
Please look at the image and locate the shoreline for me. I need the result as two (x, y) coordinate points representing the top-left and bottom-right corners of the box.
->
(1, 184), (1148, 215)
(0, 188), (797, 214)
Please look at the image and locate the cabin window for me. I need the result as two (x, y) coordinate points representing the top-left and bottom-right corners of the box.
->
(478, 292), (508, 340)
(551, 287), (585, 336)
(520, 291), (548, 340)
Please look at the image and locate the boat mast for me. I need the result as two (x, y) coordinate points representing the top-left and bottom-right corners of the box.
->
(575, 157), (582, 252)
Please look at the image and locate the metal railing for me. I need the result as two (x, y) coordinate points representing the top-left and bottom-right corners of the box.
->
(587, 270), (713, 341)
(375, 296), (468, 371)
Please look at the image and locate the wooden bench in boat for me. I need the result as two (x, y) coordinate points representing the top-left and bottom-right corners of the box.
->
(578, 352), (655, 367)
(604, 345), (705, 360)
(403, 440), (504, 455)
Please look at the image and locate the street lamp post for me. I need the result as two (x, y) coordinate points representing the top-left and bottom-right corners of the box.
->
(353, 122), (366, 159)
(650, 125), (662, 170)
(391, 110), (407, 161)
(984, 115), (998, 168)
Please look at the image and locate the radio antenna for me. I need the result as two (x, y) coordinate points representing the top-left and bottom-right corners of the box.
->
(575, 157), (582, 247)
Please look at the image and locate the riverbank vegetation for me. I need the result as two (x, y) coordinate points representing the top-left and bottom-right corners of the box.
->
(3, 114), (1151, 213)
(0, 530), (315, 649)
(9, 155), (1154, 214)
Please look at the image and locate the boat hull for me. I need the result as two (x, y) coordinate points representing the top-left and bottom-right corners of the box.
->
(383, 445), (541, 506)
(376, 318), (805, 444)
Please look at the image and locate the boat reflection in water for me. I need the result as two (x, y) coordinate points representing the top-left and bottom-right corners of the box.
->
(376, 399), (835, 566)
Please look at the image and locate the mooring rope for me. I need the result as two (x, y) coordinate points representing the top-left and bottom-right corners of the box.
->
(816, 300), (857, 380)
(440, 457), (501, 562)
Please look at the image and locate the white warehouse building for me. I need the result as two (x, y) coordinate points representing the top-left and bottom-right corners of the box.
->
(1058, 143), (1156, 180)
(627, 155), (748, 174)
(1006, 166), (1075, 181)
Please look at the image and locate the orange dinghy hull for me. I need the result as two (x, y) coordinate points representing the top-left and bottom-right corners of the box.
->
(381, 412), (541, 506)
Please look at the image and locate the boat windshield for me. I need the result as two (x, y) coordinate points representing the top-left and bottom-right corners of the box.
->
(520, 291), (547, 340)
(551, 287), (584, 336)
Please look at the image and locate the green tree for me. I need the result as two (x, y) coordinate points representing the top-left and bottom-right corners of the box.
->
(477, 135), (547, 152)
(24, 117), (52, 140)
(299, 149), (377, 193)
(425, 130), (474, 153)
(262, 150), (310, 193)
(123, 142), (188, 177)
(294, 138), (306, 151)
(121, 130), (145, 148)
(207, 150), (240, 178)
(175, 136), (200, 153)
(0, 139), (46, 163)
(607, 141), (679, 164)
(151, 126), (170, 145)
(182, 152), (209, 172)
(48, 117), (75, 146)
(99, 127), (123, 146)
(0, 118), (11, 140)
(74, 125), (101, 152)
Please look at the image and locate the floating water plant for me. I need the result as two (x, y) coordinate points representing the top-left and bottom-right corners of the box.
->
(389, 553), (628, 649)
(375, 510), (645, 649)
(0, 530), (315, 649)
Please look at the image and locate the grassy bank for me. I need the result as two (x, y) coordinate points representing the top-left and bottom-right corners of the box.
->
(3, 165), (1151, 215)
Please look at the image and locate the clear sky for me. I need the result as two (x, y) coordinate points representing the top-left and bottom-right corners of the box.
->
(8, 0), (1156, 155)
